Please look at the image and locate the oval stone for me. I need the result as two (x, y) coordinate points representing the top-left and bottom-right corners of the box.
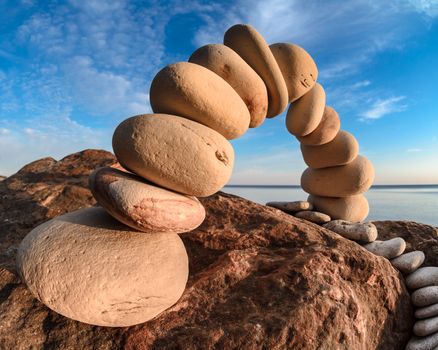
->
(89, 167), (206, 233)
(112, 114), (234, 197)
(189, 44), (268, 128)
(270, 43), (318, 102)
(363, 238), (406, 259)
(16, 207), (189, 327)
(308, 194), (369, 222)
(297, 106), (341, 146)
(294, 210), (331, 224)
(266, 201), (313, 213)
(415, 303), (438, 319)
(286, 83), (326, 136)
(412, 286), (438, 307)
(150, 62), (250, 140)
(301, 155), (375, 197)
(301, 130), (359, 169)
(406, 267), (438, 290)
(406, 333), (438, 350)
(414, 316), (438, 336)
(323, 220), (377, 243)
(390, 251), (425, 274)
(224, 24), (288, 118)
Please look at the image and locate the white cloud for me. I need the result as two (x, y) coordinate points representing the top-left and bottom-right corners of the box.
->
(0, 113), (112, 176)
(359, 96), (407, 120)
(407, 0), (438, 17)
(407, 148), (423, 152)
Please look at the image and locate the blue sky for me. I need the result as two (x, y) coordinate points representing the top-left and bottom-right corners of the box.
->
(0, 0), (437, 184)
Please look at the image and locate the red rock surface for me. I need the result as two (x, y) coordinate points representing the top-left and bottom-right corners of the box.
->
(0, 149), (429, 349)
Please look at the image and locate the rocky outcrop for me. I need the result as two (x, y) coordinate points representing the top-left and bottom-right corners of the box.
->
(1, 150), (435, 349)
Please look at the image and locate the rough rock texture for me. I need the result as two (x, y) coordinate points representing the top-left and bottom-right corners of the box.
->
(1, 149), (433, 349)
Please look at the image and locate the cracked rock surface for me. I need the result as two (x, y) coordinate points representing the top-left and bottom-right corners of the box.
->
(1, 149), (433, 349)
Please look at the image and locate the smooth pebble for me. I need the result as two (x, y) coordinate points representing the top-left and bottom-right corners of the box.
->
(16, 207), (189, 327)
(266, 201), (313, 212)
(412, 286), (438, 307)
(294, 210), (331, 224)
(390, 251), (425, 274)
(89, 167), (206, 233)
(323, 220), (377, 243)
(308, 194), (369, 222)
(407, 267), (438, 290)
(363, 237), (406, 259)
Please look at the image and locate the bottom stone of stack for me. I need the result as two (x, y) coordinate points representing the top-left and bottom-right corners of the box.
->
(308, 194), (369, 222)
(16, 207), (189, 327)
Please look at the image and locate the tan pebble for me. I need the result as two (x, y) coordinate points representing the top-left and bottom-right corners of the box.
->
(224, 24), (288, 118)
(269, 42), (318, 102)
(294, 210), (331, 224)
(89, 167), (206, 233)
(16, 207), (189, 327)
(301, 130), (359, 169)
(150, 62), (250, 139)
(412, 286), (438, 307)
(301, 155), (375, 197)
(406, 267), (438, 290)
(297, 106), (341, 146)
(323, 220), (377, 242)
(416, 303), (438, 319)
(308, 194), (369, 222)
(266, 201), (313, 212)
(406, 333), (438, 350)
(363, 237), (406, 259)
(189, 44), (268, 128)
(390, 251), (425, 274)
(112, 114), (234, 197)
(286, 83), (326, 136)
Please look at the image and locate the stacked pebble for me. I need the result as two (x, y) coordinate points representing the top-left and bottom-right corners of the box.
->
(17, 23), (428, 345)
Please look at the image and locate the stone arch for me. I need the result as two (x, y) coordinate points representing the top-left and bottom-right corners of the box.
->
(112, 23), (375, 222)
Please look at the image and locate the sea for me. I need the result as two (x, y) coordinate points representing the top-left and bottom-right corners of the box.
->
(223, 185), (438, 227)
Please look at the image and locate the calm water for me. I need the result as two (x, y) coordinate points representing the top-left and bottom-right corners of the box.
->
(223, 185), (438, 227)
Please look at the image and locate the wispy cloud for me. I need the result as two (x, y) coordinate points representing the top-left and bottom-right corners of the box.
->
(407, 148), (423, 152)
(359, 96), (407, 121)
(407, 0), (438, 17)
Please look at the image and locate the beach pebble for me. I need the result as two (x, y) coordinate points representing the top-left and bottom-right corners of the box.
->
(286, 83), (326, 137)
(308, 194), (369, 222)
(224, 24), (288, 118)
(16, 207), (189, 327)
(269, 43), (318, 102)
(113, 114), (234, 197)
(189, 44), (268, 128)
(301, 155), (375, 197)
(150, 62), (250, 139)
(390, 251), (425, 274)
(89, 167), (206, 233)
(406, 267), (438, 290)
(301, 130), (359, 169)
(294, 210), (331, 224)
(412, 286), (438, 307)
(323, 220), (377, 243)
(415, 303), (438, 319)
(266, 201), (313, 212)
(363, 238), (406, 259)
(414, 316), (438, 336)
(297, 106), (341, 146)
(406, 333), (438, 350)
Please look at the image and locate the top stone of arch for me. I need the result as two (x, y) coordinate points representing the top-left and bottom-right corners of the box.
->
(224, 24), (318, 118)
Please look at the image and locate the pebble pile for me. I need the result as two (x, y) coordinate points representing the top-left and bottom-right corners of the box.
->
(14, 22), (431, 346)
(268, 200), (438, 349)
